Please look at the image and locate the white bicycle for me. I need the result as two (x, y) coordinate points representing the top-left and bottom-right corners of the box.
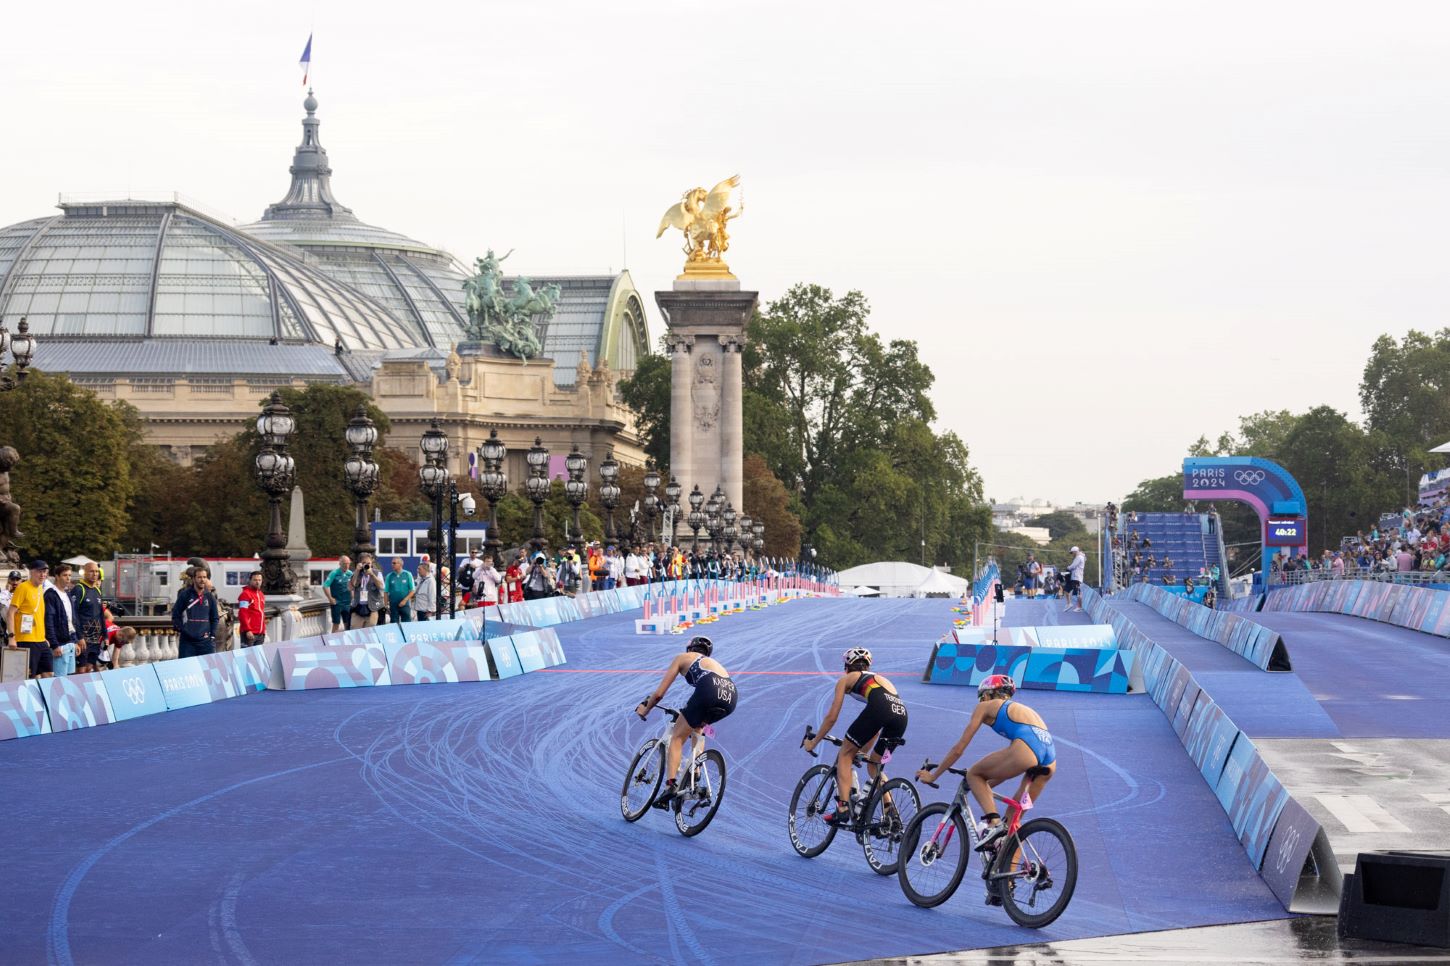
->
(620, 701), (728, 836)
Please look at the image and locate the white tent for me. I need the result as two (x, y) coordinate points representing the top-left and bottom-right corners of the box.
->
(62, 554), (96, 568)
(1431, 440), (1450, 454)
(838, 562), (968, 598)
(845, 585), (882, 597)
(912, 568), (966, 598)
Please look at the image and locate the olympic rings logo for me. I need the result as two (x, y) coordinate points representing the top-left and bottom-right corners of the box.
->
(1234, 470), (1266, 486)
(122, 677), (148, 705)
(1273, 823), (1302, 875)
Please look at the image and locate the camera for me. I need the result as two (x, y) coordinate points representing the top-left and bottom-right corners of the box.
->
(459, 493), (477, 516)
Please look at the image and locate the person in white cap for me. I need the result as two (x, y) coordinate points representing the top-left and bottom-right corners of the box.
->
(1065, 545), (1086, 612)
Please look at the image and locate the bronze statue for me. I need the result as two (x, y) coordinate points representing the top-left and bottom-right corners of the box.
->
(0, 446), (22, 564)
(461, 248), (562, 361)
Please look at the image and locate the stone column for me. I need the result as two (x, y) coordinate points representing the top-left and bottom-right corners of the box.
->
(667, 333), (694, 498)
(720, 336), (744, 512)
(656, 279), (758, 524)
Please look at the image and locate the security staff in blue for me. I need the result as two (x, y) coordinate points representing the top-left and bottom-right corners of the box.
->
(171, 566), (219, 657)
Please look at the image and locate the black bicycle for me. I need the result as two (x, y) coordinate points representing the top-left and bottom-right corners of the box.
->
(788, 726), (920, 875)
(897, 759), (1077, 928)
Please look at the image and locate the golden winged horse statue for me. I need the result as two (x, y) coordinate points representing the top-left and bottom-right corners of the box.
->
(656, 175), (743, 278)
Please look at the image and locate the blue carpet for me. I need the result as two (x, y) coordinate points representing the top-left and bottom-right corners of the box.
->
(1253, 610), (1450, 738)
(1001, 599), (1096, 628)
(0, 598), (1287, 964)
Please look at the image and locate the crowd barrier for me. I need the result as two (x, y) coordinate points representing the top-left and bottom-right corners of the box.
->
(1117, 583), (1291, 671)
(1263, 578), (1450, 638)
(0, 577), (708, 745)
(924, 640), (1135, 694)
(947, 624), (1118, 650)
(1222, 593), (1264, 613)
(1081, 586), (1339, 913)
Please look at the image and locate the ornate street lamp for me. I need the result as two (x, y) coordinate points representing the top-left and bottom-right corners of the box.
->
(598, 449), (621, 545)
(524, 436), (550, 553)
(477, 429), (507, 561)
(343, 405), (380, 562)
(0, 316), (37, 391)
(418, 420), (450, 565)
(254, 391), (297, 595)
(564, 443), (589, 551)
(642, 460), (661, 541)
(665, 475), (682, 548)
(722, 501), (739, 554)
(705, 486), (725, 547)
(738, 514), (753, 557)
(753, 521), (765, 553)
(687, 484), (705, 551)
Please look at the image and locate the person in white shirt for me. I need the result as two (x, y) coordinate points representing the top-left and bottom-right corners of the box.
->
(472, 555), (503, 606)
(1064, 547), (1087, 612)
(607, 547), (624, 590)
(413, 562), (437, 621)
(624, 549), (644, 586)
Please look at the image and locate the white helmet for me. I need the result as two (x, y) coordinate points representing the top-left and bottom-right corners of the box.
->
(843, 647), (872, 670)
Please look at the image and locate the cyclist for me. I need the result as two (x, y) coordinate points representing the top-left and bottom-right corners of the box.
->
(635, 635), (736, 808)
(801, 647), (907, 827)
(915, 673), (1055, 852)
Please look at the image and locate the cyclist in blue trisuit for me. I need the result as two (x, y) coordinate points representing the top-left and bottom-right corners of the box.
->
(801, 647), (908, 827)
(916, 674), (1056, 851)
(636, 635), (736, 809)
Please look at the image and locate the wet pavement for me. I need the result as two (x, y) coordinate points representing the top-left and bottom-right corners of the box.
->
(848, 916), (1450, 964)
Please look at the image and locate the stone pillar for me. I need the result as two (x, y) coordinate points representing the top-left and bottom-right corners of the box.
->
(667, 333), (694, 497)
(720, 336), (744, 511)
(656, 279), (758, 519)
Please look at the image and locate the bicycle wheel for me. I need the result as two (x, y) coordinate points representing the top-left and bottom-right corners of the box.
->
(620, 739), (665, 822)
(674, 749), (727, 837)
(995, 817), (1078, 928)
(897, 803), (970, 908)
(861, 778), (921, 876)
(787, 764), (840, 858)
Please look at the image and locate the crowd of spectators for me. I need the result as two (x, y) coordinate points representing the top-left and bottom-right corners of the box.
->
(1106, 503), (1221, 606)
(3, 558), (138, 680)
(1273, 494), (1450, 582)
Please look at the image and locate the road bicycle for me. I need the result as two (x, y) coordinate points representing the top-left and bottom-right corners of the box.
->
(787, 726), (921, 875)
(897, 759), (1077, 928)
(620, 702), (727, 836)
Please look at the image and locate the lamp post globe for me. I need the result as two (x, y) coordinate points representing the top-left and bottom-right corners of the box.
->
(665, 475), (683, 547)
(686, 484), (705, 551)
(254, 391), (297, 595)
(642, 460), (661, 540)
(0, 315), (37, 390)
(524, 437), (550, 553)
(598, 450), (620, 545)
(343, 405), (380, 561)
(477, 429), (508, 560)
(564, 444), (589, 551)
(417, 420), (451, 565)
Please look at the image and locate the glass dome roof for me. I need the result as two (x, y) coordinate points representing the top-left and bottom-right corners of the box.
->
(0, 199), (431, 351)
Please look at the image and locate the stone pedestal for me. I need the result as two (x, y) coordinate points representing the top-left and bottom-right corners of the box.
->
(656, 278), (758, 514)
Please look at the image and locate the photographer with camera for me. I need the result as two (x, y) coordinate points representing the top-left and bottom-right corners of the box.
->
(349, 552), (385, 628)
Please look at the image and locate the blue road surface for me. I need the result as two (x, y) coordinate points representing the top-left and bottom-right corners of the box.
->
(0, 598), (1288, 964)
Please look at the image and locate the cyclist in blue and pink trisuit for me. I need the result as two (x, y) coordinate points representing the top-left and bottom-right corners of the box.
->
(916, 674), (1056, 851)
(802, 647), (908, 827)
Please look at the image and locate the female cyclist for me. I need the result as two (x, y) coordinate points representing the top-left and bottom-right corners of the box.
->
(801, 647), (908, 826)
(916, 673), (1055, 851)
(635, 636), (736, 808)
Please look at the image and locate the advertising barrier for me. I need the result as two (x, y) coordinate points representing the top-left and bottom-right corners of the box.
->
(153, 655), (215, 710)
(384, 640), (493, 685)
(1120, 583), (1291, 671)
(924, 641), (1134, 694)
(485, 636), (523, 679)
(0, 679), (50, 739)
(1265, 578), (1450, 640)
(276, 642), (391, 689)
(99, 665), (168, 722)
(38, 675), (118, 732)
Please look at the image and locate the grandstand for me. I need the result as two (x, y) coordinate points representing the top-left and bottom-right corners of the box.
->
(1109, 512), (1230, 597)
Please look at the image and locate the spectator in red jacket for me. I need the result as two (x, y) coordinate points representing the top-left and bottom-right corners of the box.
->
(238, 571), (267, 647)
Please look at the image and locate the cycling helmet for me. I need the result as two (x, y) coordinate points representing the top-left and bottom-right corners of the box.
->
(843, 647), (873, 670)
(686, 635), (714, 656)
(977, 674), (1015, 699)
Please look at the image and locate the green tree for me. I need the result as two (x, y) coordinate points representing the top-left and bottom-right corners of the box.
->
(1360, 329), (1450, 504)
(1025, 511), (1089, 542)
(616, 349), (671, 470)
(0, 371), (143, 562)
(1121, 474), (1184, 513)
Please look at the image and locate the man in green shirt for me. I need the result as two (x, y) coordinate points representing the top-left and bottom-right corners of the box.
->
(386, 556), (416, 624)
(324, 555), (353, 631)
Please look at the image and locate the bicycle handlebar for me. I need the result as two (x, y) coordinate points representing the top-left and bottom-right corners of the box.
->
(801, 724), (843, 757)
(917, 758), (968, 789)
(638, 696), (680, 721)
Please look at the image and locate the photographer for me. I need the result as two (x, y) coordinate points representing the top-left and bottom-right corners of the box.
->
(349, 553), (385, 628)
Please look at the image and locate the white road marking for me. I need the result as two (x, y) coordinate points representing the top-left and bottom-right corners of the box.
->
(1316, 794), (1412, 834)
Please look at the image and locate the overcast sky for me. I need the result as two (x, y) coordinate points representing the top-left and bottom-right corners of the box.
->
(4, 1), (1449, 504)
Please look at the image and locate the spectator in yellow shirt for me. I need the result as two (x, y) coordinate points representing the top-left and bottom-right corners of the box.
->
(7, 560), (51, 677)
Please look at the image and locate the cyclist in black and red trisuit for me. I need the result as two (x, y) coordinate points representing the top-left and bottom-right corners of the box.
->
(801, 647), (908, 826)
(636, 635), (737, 809)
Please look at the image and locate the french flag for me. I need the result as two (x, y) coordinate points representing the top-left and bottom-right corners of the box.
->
(299, 34), (313, 86)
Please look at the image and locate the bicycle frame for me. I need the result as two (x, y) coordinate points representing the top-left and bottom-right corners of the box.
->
(653, 706), (712, 796)
(801, 727), (900, 831)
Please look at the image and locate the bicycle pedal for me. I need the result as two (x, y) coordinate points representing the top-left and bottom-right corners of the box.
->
(984, 893), (1003, 907)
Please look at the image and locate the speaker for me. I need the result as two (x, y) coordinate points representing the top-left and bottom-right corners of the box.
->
(1338, 851), (1450, 948)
